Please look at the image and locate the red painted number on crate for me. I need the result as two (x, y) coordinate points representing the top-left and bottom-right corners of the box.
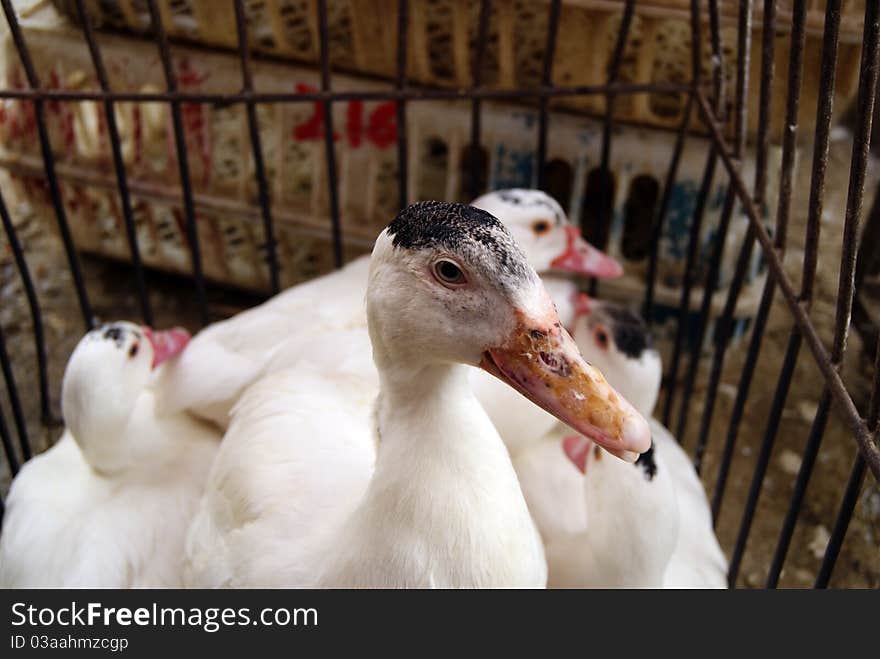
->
(293, 84), (396, 149)
(177, 58), (212, 186)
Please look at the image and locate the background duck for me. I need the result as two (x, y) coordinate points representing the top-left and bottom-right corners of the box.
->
(515, 298), (726, 588)
(0, 323), (219, 587)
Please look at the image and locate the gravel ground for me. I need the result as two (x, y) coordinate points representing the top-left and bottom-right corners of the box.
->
(1, 134), (878, 588)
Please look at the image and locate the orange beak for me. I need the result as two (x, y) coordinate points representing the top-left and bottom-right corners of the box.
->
(479, 308), (651, 461)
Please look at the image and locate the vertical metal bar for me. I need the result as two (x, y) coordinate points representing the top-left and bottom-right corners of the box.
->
(535, 0), (561, 191)
(233, 0), (280, 295)
(707, 0), (726, 119)
(145, 0), (209, 325)
(661, 149), (717, 428)
(689, 0), (703, 83)
(681, 0), (752, 462)
(727, 0), (842, 587)
(0, 0), (94, 330)
(316, 0), (343, 268)
(659, 0), (710, 421)
(819, 324), (880, 588)
(712, 0), (805, 522)
(469, 0), (492, 201)
(727, 330), (802, 586)
(0, 187), (53, 425)
(589, 0), (635, 297)
(0, 396), (19, 477)
(711, 279), (776, 522)
(766, 389), (832, 586)
(0, 322), (29, 461)
(396, 0), (409, 211)
(643, 92), (695, 323)
(814, 454), (866, 588)
(676, 188), (736, 444)
(74, 0), (153, 324)
(768, 0), (880, 587)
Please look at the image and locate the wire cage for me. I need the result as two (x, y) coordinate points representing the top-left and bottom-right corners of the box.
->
(0, 0), (878, 588)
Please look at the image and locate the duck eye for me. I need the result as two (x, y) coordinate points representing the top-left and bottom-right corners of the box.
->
(433, 259), (466, 286)
(532, 219), (552, 235)
(594, 326), (609, 350)
(128, 343), (139, 358)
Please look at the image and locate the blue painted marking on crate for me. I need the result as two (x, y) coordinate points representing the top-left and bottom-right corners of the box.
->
(492, 144), (535, 190)
(661, 180), (699, 261)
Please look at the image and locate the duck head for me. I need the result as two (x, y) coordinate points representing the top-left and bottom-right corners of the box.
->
(572, 295), (662, 418)
(61, 321), (190, 472)
(470, 189), (622, 279)
(367, 201), (650, 461)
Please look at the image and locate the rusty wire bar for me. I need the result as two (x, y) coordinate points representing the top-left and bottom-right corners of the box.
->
(0, 320), (29, 462)
(0, 81), (692, 104)
(697, 88), (880, 485)
(536, 0), (561, 191)
(0, 0), (93, 330)
(818, 333), (880, 587)
(768, 0), (880, 588)
(396, 0), (409, 211)
(691, 0), (760, 474)
(644, 92), (695, 323)
(712, 0), (805, 521)
(814, 454), (866, 588)
(0, 186), (52, 426)
(74, 0), (153, 325)
(660, 0), (715, 426)
(661, 147), (717, 429)
(316, 0), (343, 268)
(146, 0), (208, 325)
(727, 0), (843, 587)
(699, 0), (777, 480)
(468, 0), (492, 201)
(233, 0), (280, 295)
(677, 0), (752, 452)
(589, 0), (635, 297)
(0, 390), (18, 476)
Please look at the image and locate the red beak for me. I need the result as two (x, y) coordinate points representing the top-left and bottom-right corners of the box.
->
(550, 226), (623, 279)
(143, 327), (191, 369)
(574, 293), (594, 318)
(563, 434), (592, 474)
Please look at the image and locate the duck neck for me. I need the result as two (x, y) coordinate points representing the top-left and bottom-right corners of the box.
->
(375, 359), (496, 458)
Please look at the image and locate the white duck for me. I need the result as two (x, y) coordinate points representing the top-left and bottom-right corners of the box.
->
(517, 298), (727, 588)
(0, 323), (219, 587)
(184, 202), (650, 588)
(157, 189), (621, 430)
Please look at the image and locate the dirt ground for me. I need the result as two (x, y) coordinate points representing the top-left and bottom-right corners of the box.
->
(1, 132), (878, 588)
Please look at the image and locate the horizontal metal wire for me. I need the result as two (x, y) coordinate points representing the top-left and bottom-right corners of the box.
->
(0, 82), (693, 103)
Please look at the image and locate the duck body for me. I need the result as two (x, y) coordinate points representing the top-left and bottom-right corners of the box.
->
(156, 257), (371, 428)
(0, 323), (218, 588)
(515, 428), (679, 588)
(651, 420), (727, 588)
